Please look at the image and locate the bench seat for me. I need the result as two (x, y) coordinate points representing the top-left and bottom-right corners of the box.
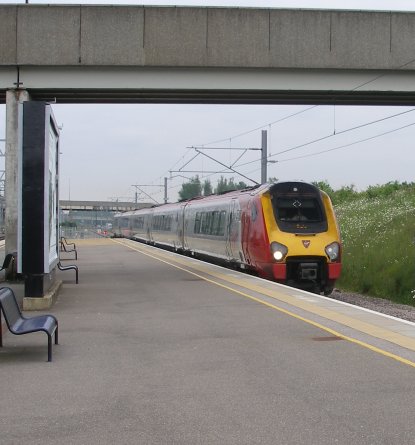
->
(0, 287), (58, 362)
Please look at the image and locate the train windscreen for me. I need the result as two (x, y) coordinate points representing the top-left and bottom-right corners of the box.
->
(270, 183), (328, 234)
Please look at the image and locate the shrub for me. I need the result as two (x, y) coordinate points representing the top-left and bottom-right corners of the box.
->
(334, 184), (415, 306)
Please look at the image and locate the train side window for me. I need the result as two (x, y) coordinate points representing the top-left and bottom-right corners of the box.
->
(251, 204), (258, 221)
(200, 212), (208, 234)
(134, 217), (144, 229)
(154, 215), (172, 231)
(206, 212), (213, 234)
(211, 211), (220, 235)
(210, 211), (216, 235)
(194, 212), (201, 233)
(194, 211), (227, 236)
(153, 215), (166, 231)
(218, 211), (226, 236)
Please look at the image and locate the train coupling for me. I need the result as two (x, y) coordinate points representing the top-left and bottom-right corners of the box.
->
(298, 262), (319, 281)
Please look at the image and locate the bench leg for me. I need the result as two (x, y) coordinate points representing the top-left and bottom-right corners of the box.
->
(55, 325), (59, 345)
(48, 334), (52, 362)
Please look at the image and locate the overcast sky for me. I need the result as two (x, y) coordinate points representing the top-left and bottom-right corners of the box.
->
(1, 0), (415, 203)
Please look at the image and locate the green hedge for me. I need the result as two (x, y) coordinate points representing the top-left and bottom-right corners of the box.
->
(332, 184), (415, 305)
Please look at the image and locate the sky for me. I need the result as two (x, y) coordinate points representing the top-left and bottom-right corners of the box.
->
(1, 0), (415, 203)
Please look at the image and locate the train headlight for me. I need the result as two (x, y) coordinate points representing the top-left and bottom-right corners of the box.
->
(325, 242), (340, 261)
(271, 242), (288, 262)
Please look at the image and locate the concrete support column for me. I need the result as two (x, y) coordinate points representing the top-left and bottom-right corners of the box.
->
(5, 89), (30, 257)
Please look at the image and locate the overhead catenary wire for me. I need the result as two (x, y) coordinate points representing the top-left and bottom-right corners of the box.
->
(142, 53), (415, 201)
(183, 107), (415, 175)
(154, 111), (415, 200)
(157, 106), (319, 189)
(191, 55), (415, 150)
(164, 107), (415, 196)
(195, 105), (319, 148)
(236, 119), (415, 181)
(277, 120), (415, 163)
(173, 114), (415, 192)
(270, 107), (415, 157)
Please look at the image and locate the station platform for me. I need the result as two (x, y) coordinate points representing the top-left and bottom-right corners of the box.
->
(1, 238), (414, 445)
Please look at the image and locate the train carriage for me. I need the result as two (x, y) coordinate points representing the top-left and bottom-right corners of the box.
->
(150, 203), (184, 251)
(115, 211), (136, 238)
(184, 195), (242, 263)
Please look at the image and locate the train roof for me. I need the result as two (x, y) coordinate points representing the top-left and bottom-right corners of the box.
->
(114, 182), (321, 217)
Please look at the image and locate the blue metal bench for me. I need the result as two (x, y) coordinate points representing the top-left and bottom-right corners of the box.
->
(0, 287), (58, 362)
(60, 236), (78, 260)
(58, 261), (79, 284)
(0, 253), (15, 272)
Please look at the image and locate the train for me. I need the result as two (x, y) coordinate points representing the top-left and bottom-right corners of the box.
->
(114, 181), (342, 295)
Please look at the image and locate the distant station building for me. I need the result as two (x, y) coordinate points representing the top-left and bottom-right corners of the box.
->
(59, 200), (152, 232)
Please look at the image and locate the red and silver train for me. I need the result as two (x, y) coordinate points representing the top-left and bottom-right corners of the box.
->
(114, 182), (342, 294)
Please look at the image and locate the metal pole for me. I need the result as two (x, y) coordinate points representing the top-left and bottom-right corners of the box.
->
(261, 130), (267, 184)
(164, 177), (168, 204)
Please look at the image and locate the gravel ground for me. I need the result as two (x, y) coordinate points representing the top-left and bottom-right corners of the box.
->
(330, 289), (415, 323)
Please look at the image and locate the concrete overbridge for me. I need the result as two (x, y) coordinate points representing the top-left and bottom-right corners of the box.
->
(59, 201), (150, 213)
(1, 5), (415, 105)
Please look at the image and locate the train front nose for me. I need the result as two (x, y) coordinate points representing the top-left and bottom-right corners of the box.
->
(270, 236), (340, 289)
(264, 182), (342, 293)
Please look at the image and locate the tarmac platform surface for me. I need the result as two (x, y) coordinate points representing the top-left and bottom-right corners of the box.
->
(0, 238), (414, 444)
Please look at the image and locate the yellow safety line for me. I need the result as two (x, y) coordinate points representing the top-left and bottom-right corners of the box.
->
(112, 239), (415, 369)
(118, 240), (415, 350)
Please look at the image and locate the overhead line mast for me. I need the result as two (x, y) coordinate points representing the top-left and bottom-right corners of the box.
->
(181, 130), (273, 185)
(132, 178), (168, 205)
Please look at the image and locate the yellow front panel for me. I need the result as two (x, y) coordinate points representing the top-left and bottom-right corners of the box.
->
(260, 192), (340, 261)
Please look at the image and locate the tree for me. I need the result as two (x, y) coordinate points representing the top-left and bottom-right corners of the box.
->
(178, 176), (202, 201)
(312, 180), (334, 198)
(214, 176), (230, 194)
(235, 180), (248, 190)
(215, 176), (249, 194)
(202, 179), (213, 196)
(332, 184), (358, 204)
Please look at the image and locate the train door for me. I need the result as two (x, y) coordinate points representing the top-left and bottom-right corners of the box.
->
(241, 200), (252, 266)
(227, 199), (242, 262)
(177, 204), (186, 250)
(146, 213), (153, 243)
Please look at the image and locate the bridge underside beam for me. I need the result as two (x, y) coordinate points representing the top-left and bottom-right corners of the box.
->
(14, 88), (415, 106)
(1, 67), (415, 106)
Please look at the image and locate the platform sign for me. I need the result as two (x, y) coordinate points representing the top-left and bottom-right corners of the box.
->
(47, 122), (59, 269)
(17, 102), (60, 297)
